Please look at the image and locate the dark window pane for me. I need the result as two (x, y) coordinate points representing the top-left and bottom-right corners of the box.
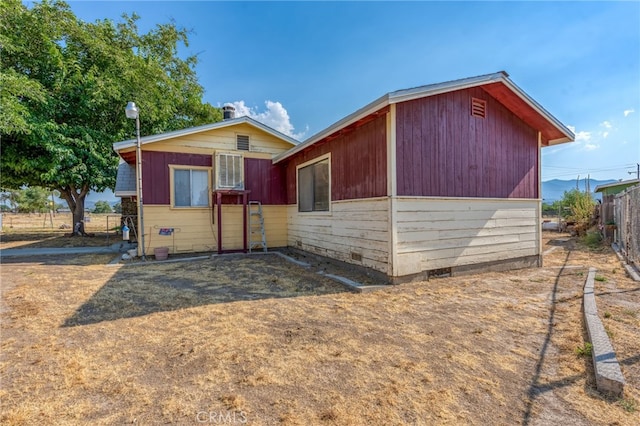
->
(298, 158), (330, 212)
(191, 170), (209, 206)
(298, 165), (314, 212)
(174, 169), (190, 207)
(314, 160), (329, 211)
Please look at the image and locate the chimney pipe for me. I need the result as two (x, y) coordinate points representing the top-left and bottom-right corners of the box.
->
(222, 103), (235, 120)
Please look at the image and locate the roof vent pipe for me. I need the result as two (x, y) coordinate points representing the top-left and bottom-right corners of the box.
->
(222, 103), (235, 120)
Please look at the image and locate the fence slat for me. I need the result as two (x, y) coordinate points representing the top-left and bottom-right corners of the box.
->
(615, 185), (640, 266)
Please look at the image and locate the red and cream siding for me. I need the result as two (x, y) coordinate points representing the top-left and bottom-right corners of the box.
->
(279, 78), (570, 279)
(280, 113), (391, 273)
(116, 121), (293, 254)
(392, 87), (542, 277)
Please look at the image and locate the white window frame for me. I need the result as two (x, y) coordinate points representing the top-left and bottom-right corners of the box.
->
(169, 165), (211, 209)
(296, 153), (331, 214)
(215, 152), (245, 190)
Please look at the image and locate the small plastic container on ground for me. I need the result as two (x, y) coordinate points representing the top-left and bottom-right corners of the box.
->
(154, 247), (169, 261)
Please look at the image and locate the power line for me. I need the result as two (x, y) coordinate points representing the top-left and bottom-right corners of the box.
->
(542, 163), (635, 171)
(543, 166), (637, 178)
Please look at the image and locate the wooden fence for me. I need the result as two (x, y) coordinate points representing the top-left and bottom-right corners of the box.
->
(614, 184), (640, 267)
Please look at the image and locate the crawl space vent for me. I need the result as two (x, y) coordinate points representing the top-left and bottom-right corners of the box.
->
(471, 98), (487, 118)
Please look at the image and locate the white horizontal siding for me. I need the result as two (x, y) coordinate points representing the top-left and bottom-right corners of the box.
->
(287, 198), (390, 274)
(395, 197), (540, 275)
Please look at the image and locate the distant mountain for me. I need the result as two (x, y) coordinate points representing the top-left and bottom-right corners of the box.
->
(542, 178), (616, 202)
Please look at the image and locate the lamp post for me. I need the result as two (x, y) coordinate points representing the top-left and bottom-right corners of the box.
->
(125, 102), (146, 260)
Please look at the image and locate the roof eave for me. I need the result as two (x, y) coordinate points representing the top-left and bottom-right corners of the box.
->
(499, 78), (575, 144)
(546, 137), (573, 146)
(594, 179), (640, 193)
(274, 71), (574, 163)
(273, 93), (391, 163)
(387, 71), (506, 104)
(112, 116), (299, 153)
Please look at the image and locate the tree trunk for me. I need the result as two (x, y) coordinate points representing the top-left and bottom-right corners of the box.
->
(58, 184), (90, 236)
(72, 197), (86, 235)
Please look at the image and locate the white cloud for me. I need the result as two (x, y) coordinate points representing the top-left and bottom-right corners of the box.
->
(598, 120), (615, 138)
(567, 125), (591, 142)
(624, 109), (635, 117)
(229, 100), (307, 140)
(566, 125), (599, 151)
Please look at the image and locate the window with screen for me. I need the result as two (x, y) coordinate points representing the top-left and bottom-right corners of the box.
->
(298, 158), (330, 212)
(173, 168), (209, 207)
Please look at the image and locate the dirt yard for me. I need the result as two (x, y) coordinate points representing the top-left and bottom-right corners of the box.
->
(0, 232), (638, 425)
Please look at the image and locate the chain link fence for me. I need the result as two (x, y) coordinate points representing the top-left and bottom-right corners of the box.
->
(614, 184), (640, 267)
(0, 212), (121, 233)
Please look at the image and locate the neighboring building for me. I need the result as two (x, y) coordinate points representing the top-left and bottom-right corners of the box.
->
(594, 179), (640, 197)
(594, 179), (640, 241)
(113, 71), (575, 281)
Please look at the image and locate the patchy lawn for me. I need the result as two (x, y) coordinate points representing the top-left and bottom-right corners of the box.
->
(0, 233), (638, 425)
(543, 232), (640, 395)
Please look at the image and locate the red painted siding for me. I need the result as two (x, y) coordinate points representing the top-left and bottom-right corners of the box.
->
(143, 152), (211, 204)
(142, 152), (287, 205)
(284, 113), (387, 204)
(395, 86), (539, 198)
(244, 158), (287, 205)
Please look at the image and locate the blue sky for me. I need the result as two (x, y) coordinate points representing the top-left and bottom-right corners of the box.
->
(63, 1), (639, 182)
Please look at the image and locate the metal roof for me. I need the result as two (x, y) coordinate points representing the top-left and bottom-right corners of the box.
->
(274, 71), (575, 164)
(594, 179), (639, 193)
(114, 162), (136, 197)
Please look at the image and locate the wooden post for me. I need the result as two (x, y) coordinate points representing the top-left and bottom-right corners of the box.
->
(242, 192), (248, 253)
(216, 191), (223, 254)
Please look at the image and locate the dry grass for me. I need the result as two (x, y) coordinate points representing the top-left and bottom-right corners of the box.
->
(1, 213), (121, 249)
(1, 232), (638, 424)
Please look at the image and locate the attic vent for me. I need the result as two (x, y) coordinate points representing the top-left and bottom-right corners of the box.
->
(236, 135), (250, 151)
(471, 98), (487, 118)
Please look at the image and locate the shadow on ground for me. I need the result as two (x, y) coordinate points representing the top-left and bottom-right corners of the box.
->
(62, 254), (348, 327)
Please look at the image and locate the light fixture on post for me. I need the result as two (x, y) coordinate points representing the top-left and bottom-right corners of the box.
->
(125, 101), (146, 260)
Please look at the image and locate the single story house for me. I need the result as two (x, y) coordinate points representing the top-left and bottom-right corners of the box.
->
(114, 71), (574, 282)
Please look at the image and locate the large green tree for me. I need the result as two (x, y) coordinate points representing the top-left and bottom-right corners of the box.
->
(0, 0), (221, 232)
(92, 200), (112, 214)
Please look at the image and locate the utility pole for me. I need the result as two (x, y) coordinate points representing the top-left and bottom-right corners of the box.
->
(629, 163), (640, 180)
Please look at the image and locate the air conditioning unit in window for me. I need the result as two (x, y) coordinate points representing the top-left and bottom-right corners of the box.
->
(215, 152), (244, 190)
